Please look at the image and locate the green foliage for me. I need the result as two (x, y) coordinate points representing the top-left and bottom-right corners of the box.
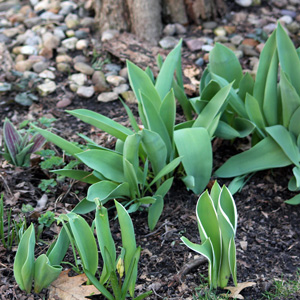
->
(1, 119), (46, 167)
(38, 178), (57, 193)
(262, 270), (300, 299)
(181, 182), (237, 289)
(203, 23), (300, 204)
(0, 194), (27, 250)
(38, 211), (55, 227)
(14, 223), (66, 293)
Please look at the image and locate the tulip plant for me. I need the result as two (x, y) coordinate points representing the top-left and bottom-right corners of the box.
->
(14, 201), (151, 299)
(32, 41), (233, 229)
(181, 181), (237, 289)
(1, 119), (46, 167)
(202, 23), (300, 204)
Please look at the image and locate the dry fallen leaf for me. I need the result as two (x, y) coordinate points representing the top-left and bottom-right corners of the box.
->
(221, 282), (256, 299)
(48, 270), (100, 300)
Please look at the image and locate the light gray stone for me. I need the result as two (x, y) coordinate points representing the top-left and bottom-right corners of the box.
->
(40, 12), (64, 22)
(80, 17), (95, 28)
(57, 62), (71, 73)
(76, 39), (88, 50)
(202, 45), (214, 52)
(163, 24), (176, 36)
(235, 0), (252, 6)
(70, 73), (87, 86)
(37, 80), (56, 96)
(39, 70), (55, 79)
(97, 92), (118, 102)
(54, 28), (66, 40)
(159, 36), (179, 49)
(77, 86), (95, 98)
(175, 23), (186, 34)
(74, 62), (94, 75)
(33, 61), (48, 73)
(106, 75), (126, 87)
(65, 13), (79, 29)
(101, 29), (119, 41)
(92, 70), (109, 92)
(230, 35), (244, 46)
(42, 32), (60, 49)
(61, 37), (78, 50)
(113, 84), (129, 94)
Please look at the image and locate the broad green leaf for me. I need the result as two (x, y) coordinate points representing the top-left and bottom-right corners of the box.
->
(285, 194), (300, 205)
(200, 80), (221, 104)
(148, 156), (182, 188)
(215, 137), (292, 177)
(47, 227), (70, 266)
(34, 254), (62, 293)
(155, 40), (182, 100)
(280, 70), (300, 128)
(228, 237), (237, 286)
(13, 223), (35, 293)
(155, 177), (174, 197)
(67, 213), (98, 275)
(140, 92), (172, 157)
(123, 158), (140, 198)
(127, 60), (161, 107)
(238, 72), (254, 101)
(172, 79), (193, 120)
(87, 181), (130, 203)
(200, 68), (212, 94)
(52, 169), (99, 184)
(138, 197), (156, 204)
(120, 99), (140, 132)
(76, 150), (125, 182)
(148, 195), (163, 231)
(253, 29), (276, 107)
(160, 90), (176, 139)
(211, 73), (247, 118)
(209, 43), (243, 89)
(72, 198), (96, 214)
(196, 191), (222, 284)
(95, 202), (116, 284)
(180, 237), (215, 288)
(67, 109), (132, 142)
(140, 129), (167, 176)
(115, 200), (137, 296)
(266, 125), (300, 167)
(289, 106), (300, 137)
(193, 83), (232, 129)
(228, 175), (247, 195)
(84, 269), (114, 300)
(263, 50), (278, 126)
(174, 128), (212, 194)
(245, 93), (266, 134)
(215, 118), (255, 140)
(288, 166), (300, 192)
(123, 134), (141, 172)
(31, 124), (83, 157)
(277, 22), (300, 96)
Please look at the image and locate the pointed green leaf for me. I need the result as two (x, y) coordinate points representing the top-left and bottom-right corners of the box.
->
(127, 60), (161, 106)
(52, 169), (99, 184)
(160, 89), (176, 139)
(285, 194), (300, 205)
(238, 72), (254, 101)
(148, 195), (163, 231)
(266, 125), (300, 167)
(289, 106), (300, 137)
(67, 109), (132, 141)
(209, 43), (243, 89)
(76, 149), (125, 182)
(31, 124), (83, 157)
(174, 128), (212, 194)
(215, 137), (292, 177)
(155, 40), (182, 100)
(34, 254), (62, 293)
(67, 213), (98, 275)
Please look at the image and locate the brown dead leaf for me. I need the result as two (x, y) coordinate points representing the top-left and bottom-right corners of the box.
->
(221, 282), (256, 299)
(48, 270), (100, 300)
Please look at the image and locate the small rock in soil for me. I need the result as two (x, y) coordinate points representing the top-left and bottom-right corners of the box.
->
(37, 80), (57, 96)
(113, 83), (129, 94)
(159, 36), (179, 49)
(97, 92), (118, 102)
(74, 62), (94, 75)
(203, 21), (218, 29)
(61, 37), (78, 50)
(76, 86), (94, 98)
(65, 13), (79, 29)
(92, 70), (109, 92)
(121, 91), (137, 104)
(39, 70), (56, 80)
(163, 24), (176, 36)
(56, 54), (73, 64)
(101, 29), (119, 41)
(57, 62), (71, 73)
(106, 75), (126, 87)
(76, 39), (88, 50)
(70, 73), (87, 86)
(185, 38), (204, 52)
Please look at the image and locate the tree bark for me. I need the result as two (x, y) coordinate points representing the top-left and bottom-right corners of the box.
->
(91, 0), (227, 43)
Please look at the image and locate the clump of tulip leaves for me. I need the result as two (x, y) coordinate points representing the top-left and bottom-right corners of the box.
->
(32, 40), (233, 230)
(14, 200), (151, 299)
(201, 23), (300, 204)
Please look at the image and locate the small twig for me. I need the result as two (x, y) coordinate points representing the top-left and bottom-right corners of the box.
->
(0, 173), (13, 199)
(144, 220), (170, 237)
(173, 257), (207, 282)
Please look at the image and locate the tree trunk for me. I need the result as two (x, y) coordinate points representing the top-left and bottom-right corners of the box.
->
(91, 0), (227, 44)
